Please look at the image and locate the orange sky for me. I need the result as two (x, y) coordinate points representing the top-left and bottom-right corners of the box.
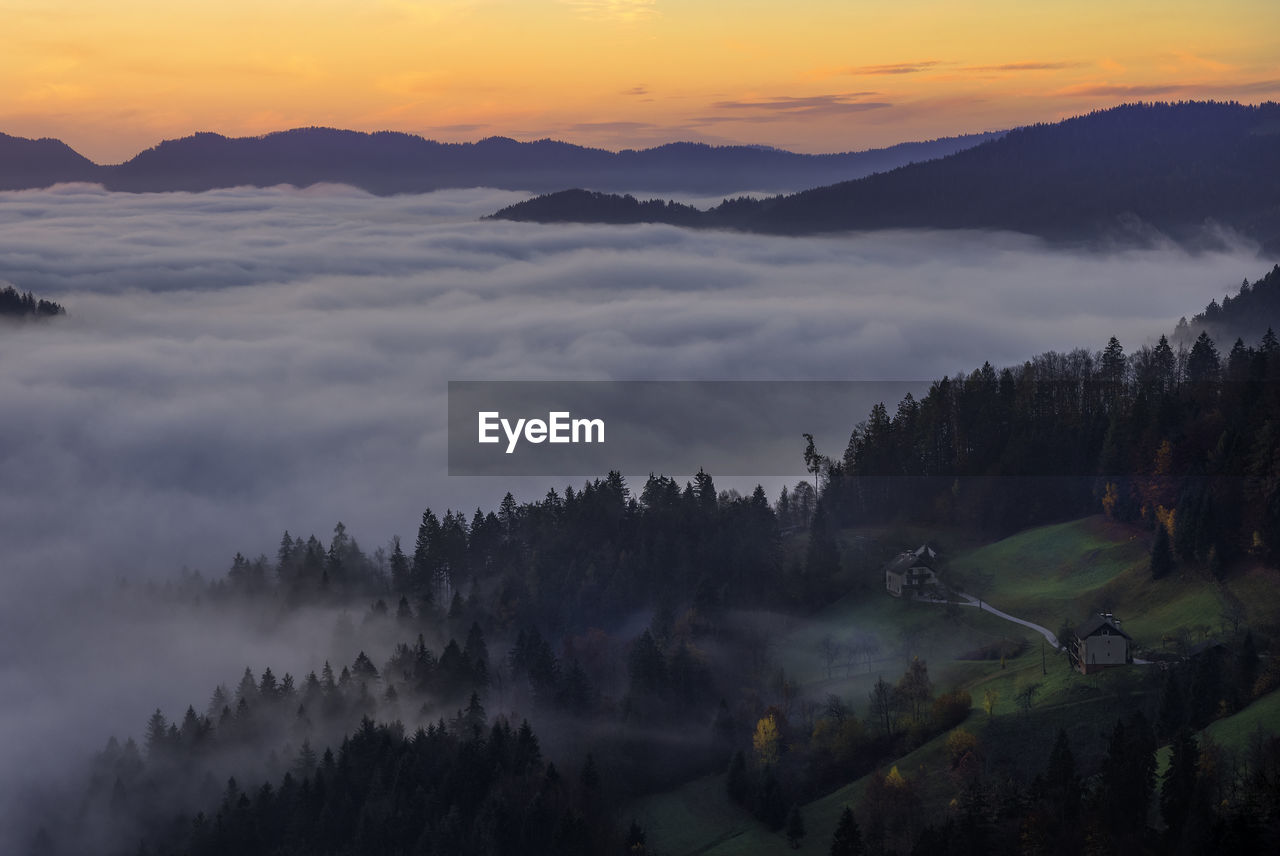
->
(4, 0), (1279, 163)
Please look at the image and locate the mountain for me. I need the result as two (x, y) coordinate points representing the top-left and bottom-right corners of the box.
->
(0, 133), (99, 190)
(491, 102), (1280, 252)
(0, 128), (1001, 195)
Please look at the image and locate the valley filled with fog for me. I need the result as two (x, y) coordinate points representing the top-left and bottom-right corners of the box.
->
(0, 184), (1269, 849)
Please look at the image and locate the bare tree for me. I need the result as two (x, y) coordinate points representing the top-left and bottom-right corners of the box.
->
(817, 635), (843, 680)
(824, 693), (851, 724)
(1015, 682), (1041, 716)
(869, 676), (896, 738)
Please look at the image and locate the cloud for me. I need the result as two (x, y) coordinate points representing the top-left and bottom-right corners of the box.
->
(1057, 82), (1197, 97)
(559, 0), (657, 23)
(0, 184), (1267, 848)
(706, 93), (892, 119)
(843, 61), (946, 75)
(622, 85), (650, 96)
(567, 120), (660, 132)
(1056, 78), (1280, 98)
(431, 122), (487, 133)
(962, 60), (1085, 72)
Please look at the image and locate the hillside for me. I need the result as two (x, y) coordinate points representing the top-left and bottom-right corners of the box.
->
(632, 515), (1277, 854)
(1174, 263), (1280, 347)
(492, 101), (1280, 252)
(0, 128), (1000, 195)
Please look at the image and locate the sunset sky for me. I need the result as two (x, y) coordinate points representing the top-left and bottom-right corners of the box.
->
(4, 0), (1279, 163)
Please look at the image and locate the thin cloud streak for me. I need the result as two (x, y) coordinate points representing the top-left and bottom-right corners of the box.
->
(843, 61), (947, 75)
(558, 0), (658, 23)
(704, 93), (893, 120)
(962, 60), (1085, 72)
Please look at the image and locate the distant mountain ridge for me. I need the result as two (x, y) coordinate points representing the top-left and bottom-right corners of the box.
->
(491, 101), (1280, 253)
(0, 133), (100, 189)
(0, 128), (1002, 195)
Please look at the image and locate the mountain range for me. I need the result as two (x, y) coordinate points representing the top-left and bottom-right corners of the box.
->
(491, 101), (1280, 253)
(0, 129), (1000, 195)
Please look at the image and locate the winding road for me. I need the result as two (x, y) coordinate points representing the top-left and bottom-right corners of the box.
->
(952, 592), (1062, 649)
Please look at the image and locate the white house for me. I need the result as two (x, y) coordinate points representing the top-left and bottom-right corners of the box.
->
(884, 545), (940, 598)
(1071, 614), (1133, 675)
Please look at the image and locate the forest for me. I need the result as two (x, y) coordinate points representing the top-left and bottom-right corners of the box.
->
(823, 266), (1280, 571)
(20, 268), (1280, 856)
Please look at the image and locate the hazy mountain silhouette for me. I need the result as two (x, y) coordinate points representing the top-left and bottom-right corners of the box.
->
(0, 133), (100, 190)
(0, 128), (1001, 195)
(492, 102), (1280, 252)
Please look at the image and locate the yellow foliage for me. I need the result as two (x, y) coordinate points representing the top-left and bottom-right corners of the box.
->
(983, 688), (999, 718)
(1155, 505), (1176, 541)
(1101, 481), (1119, 518)
(945, 728), (978, 765)
(753, 714), (780, 767)
(885, 764), (907, 789)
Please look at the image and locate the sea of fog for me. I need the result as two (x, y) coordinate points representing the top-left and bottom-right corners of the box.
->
(0, 183), (1269, 844)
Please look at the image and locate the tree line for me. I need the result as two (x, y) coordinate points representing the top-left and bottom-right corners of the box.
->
(818, 313), (1280, 575)
(0, 284), (64, 318)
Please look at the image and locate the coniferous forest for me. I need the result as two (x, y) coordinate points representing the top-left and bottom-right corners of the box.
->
(18, 266), (1280, 856)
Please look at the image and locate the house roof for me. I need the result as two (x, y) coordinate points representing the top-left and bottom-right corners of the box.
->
(1074, 615), (1132, 641)
(1187, 639), (1229, 658)
(883, 544), (937, 575)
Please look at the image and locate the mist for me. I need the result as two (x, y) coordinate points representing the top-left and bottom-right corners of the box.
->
(0, 183), (1268, 850)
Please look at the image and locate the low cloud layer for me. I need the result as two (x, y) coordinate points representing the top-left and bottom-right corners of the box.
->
(0, 184), (1267, 583)
(0, 183), (1268, 844)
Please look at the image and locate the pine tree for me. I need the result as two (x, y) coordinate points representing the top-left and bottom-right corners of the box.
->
(624, 820), (646, 853)
(1160, 732), (1200, 833)
(1157, 672), (1186, 740)
(144, 709), (169, 758)
(1044, 728), (1081, 824)
(805, 502), (840, 580)
(829, 806), (864, 856)
(389, 536), (410, 592)
(785, 803), (806, 848)
(463, 692), (486, 735)
(1151, 523), (1175, 579)
(412, 509), (440, 595)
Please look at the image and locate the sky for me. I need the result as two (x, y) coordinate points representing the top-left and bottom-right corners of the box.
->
(4, 0), (1279, 163)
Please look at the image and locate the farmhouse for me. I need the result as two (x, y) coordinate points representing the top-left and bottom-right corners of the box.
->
(884, 544), (940, 598)
(1070, 613), (1133, 674)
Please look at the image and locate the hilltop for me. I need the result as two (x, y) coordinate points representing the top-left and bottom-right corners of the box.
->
(492, 101), (1280, 252)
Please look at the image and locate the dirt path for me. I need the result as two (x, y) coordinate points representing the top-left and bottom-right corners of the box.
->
(953, 593), (1062, 649)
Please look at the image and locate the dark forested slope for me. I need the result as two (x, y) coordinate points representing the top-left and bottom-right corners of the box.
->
(0, 133), (99, 190)
(493, 102), (1280, 252)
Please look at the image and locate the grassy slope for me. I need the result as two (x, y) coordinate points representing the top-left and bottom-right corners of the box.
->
(633, 516), (1279, 855)
(1155, 688), (1280, 776)
(1201, 687), (1280, 751)
(950, 515), (1280, 645)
